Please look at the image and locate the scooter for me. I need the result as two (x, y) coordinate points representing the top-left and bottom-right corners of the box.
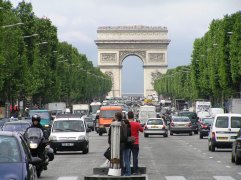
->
(25, 127), (54, 178)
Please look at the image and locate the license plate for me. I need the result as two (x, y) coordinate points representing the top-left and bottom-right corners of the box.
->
(151, 126), (158, 128)
(217, 137), (228, 140)
(62, 143), (74, 146)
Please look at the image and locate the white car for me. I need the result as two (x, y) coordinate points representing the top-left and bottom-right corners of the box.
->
(49, 114), (91, 154)
(144, 118), (168, 138)
(208, 113), (241, 152)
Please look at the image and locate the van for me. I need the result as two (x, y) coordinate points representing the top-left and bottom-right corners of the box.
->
(49, 114), (91, 154)
(138, 105), (156, 126)
(97, 106), (122, 136)
(208, 113), (241, 152)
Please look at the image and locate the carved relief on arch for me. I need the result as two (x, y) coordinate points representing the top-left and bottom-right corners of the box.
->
(119, 50), (146, 64)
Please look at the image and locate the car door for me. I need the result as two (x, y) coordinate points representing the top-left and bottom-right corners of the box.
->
(20, 136), (37, 180)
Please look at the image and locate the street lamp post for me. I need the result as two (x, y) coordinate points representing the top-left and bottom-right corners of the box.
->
(1, 22), (24, 28)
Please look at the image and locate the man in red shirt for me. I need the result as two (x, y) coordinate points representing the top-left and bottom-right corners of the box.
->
(128, 111), (143, 175)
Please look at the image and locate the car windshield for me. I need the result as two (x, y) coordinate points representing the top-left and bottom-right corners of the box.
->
(173, 117), (190, 122)
(231, 116), (241, 128)
(215, 116), (228, 128)
(53, 120), (85, 132)
(0, 136), (21, 163)
(147, 119), (163, 125)
(202, 118), (214, 125)
(3, 123), (30, 132)
(84, 117), (93, 122)
(100, 110), (120, 118)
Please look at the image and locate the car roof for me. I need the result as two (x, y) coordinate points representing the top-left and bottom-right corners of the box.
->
(55, 114), (84, 121)
(4, 120), (31, 125)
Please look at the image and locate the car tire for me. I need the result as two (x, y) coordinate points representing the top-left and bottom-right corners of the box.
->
(144, 133), (148, 138)
(231, 153), (235, 163)
(53, 149), (57, 154)
(170, 131), (173, 136)
(235, 152), (241, 165)
(189, 132), (192, 136)
(99, 132), (103, 136)
(200, 133), (203, 139)
(164, 133), (168, 138)
(194, 130), (198, 134)
(83, 144), (89, 154)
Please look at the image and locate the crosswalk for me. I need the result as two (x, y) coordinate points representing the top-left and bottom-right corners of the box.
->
(55, 176), (238, 180)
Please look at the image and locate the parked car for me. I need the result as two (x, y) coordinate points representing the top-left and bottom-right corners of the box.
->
(2, 120), (32, 134)
(231, 128), (241, 165)
(208, 113), (241, 152)
(170, 116), (193, 136)
(144, 118), (168, 138)
(49, 114), (91, 154)
(199, 117), (214, 139)
(178, 111), (198, 134)
(84, 116), (95, 131)
(0, 131), (41, 179)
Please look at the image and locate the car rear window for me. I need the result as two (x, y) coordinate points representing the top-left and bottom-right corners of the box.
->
(231, 116), (241, 128)
(215, 116), (228, 128)
(147, 119), (163, 125)
(173, 117), (190, 122)
(202, 118), (214, 125)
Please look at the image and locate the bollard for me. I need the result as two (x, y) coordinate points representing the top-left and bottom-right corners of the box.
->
(108, 121), (121, 176)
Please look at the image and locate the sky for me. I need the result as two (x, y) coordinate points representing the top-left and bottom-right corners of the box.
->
(9, 0), (241, 94)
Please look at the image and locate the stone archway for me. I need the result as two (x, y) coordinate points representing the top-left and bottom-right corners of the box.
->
(95, 25), (170, 97)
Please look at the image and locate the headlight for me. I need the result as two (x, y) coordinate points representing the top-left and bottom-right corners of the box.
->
(78, 136), (85, 140)
(49, 135), (57, 141)
(30, 143), (38, 149)
(44, 124), (49, 127)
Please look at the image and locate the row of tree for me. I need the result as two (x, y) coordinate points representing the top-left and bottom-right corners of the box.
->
(154, 11), (241, 106)
(0, 1), (112, 108)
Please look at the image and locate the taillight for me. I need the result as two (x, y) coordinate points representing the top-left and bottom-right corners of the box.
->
(201, 124), (207, 128)
(162, 125), (166, 129)
(170, 122), (174, 127)
(212, 132), (216, 140)
(188, 122), (192, 127)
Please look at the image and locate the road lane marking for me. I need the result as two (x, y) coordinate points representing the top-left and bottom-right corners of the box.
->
(213, 176), (235, 180)
(225, 166), (231, 168)
(209, 156), (213, 159)
(57, 177), (79, 180)
(202, 153), (206, 155)
(238, 172), (241, 175)
(217, 161), (221, 163)
(198, 150), (201, 152)
(165, 176), (186, 180)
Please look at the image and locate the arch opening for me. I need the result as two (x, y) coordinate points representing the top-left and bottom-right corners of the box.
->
(121, 56), (144, 97)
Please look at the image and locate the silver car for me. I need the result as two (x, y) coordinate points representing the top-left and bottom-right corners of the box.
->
(170, 116), (193, 136)
(144, 118), (168, 138)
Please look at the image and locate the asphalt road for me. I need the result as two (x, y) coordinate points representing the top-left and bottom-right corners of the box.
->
(41, 131), (241, 180)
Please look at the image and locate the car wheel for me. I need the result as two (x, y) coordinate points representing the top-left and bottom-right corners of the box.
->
(99, 132), (103, 136)
(231, 153), (235, 163)
(189, 132), (192, 136)
(194, 130), (198, 134)
(164, 133), (168, 137)
(235, 152), (241, 165)
(170, 131), (173, 136)
(211, 141), (215, 152)
(144, 133), (148, 138)
(83, 144), (89, 154)
(200, 133), (203, 139)
(53, 149), (57, 154)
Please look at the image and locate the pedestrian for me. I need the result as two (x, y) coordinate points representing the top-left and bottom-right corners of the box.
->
(123, 118), (132, 176)
(108, 111), (127, 175)
(128, 111), (143, 175)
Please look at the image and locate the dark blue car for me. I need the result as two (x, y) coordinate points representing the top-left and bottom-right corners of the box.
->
(0, 131), (41, 179)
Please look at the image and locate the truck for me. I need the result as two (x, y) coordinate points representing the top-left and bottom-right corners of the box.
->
(138, 105), (156, 126)
(227, 98), (241, 114)
(46, 102), (66, 118)
(195, 101), (211, 115)
(72, 104), (90, 115)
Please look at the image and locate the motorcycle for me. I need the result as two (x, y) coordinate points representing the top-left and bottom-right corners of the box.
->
(25, 127), (54, 178)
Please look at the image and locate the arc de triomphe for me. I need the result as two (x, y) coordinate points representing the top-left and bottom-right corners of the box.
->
(95, 25), (170, 98)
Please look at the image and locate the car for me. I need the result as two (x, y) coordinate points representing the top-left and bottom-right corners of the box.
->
(2, 120), (32, 134)
(0, 118), (10, 130)
(0, 131), (41, 179)
(170, 116), (193, 136)
(144, 118), (168, 138)
(84, 116), (95, 131)
(231, 128), (241, 165)
(49, 114), (91, 154)
(178, 111), (199, 134)
(208, 113), (241, 152)
(199, 117), (214, 139)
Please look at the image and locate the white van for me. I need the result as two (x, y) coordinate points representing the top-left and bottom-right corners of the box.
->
(49, 114), (91, 154)
(138, 105), (156, 126)
(208, 113), (241, 152)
